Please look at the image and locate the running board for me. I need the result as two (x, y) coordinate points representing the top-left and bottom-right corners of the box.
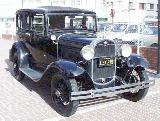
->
(20, 67), (43, 82)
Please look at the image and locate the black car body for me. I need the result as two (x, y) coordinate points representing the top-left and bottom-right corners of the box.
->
(9, 6), (154, 117)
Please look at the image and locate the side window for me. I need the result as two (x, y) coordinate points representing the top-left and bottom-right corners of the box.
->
(32, 14), (44, 34)
(16, 13), (30, 32)
(25, 16), (30, 30)
(16, 14), (22, 31)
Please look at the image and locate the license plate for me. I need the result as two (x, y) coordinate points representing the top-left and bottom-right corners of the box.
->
(99, 57), (114, 67)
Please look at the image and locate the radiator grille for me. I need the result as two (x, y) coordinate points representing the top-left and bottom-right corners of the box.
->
(92, 58), (115, 80)
(94, 41), (115, 57)
(92, 40), (116, 80)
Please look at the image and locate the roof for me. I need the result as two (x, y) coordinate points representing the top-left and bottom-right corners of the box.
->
(16, 6), (96, 15)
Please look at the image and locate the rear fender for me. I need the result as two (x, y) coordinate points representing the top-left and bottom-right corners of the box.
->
(10, 41), (30, 68)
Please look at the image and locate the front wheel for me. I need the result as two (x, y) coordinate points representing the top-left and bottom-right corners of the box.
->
(122, 70), (149, 102)
(51, 73), (79, 117)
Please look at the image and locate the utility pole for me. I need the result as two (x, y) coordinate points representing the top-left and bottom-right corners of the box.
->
(50, 0), (52, 6)
(22, 0), (23, 8)
(157, 2), (160, 74)
(111, 2), (114, 24)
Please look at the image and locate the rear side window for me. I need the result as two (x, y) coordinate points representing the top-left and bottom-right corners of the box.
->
(16, 12), (30, 31)
(16, 14), (22, 30)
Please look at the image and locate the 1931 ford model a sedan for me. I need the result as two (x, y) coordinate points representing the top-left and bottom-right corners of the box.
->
(9, 6), (154, 117)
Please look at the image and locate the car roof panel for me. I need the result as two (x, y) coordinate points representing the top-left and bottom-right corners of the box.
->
(16, 6), (96, 15)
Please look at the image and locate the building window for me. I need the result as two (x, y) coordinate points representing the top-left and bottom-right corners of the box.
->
(129, 2), (134, 10)
(150, 4), (154, 10)
(51, 0), (65, 5)
(75, 0), (81, 6)
(139, 3), (146, 10)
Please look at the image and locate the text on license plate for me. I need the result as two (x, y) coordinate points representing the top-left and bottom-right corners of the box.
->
(99, 57), (114, 67)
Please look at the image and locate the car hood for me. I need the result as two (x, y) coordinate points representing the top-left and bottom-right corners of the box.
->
(57, 32), (111, 48)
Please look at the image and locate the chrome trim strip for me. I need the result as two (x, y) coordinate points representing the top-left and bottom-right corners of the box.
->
(113, 43), (117, 86)
(91, 59), (94, 80)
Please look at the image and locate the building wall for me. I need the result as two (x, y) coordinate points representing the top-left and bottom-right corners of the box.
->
(104, 0), (158, 23)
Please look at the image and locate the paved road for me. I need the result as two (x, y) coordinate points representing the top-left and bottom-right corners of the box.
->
(0, 40), (160, 121)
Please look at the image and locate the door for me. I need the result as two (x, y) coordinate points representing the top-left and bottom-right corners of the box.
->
(16, 12), (31, 41)
(25, 13), (57, 70)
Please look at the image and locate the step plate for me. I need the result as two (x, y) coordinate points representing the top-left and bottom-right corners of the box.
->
(20, 67), (42, 82)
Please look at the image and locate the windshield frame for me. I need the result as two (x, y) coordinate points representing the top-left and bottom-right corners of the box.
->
(46, 13), (97, 34)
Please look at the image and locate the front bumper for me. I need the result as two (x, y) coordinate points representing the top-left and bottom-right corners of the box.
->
(71, 80), (155, 101)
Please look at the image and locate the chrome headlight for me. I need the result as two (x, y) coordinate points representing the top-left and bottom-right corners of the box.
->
(81, 45), (95, 60)
(121, 44), (132, 57)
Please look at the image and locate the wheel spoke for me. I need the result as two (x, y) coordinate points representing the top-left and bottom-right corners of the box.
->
(13, 62), (19, 76)
(52, 80), (70, 106)
(51, 76), (79, 116)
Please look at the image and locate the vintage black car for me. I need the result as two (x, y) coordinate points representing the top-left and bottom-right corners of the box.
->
(9, 6), (154, 117)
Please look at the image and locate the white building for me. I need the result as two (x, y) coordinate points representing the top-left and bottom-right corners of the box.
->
(21, 0), (108, 21)
(104, 0), (158, 24)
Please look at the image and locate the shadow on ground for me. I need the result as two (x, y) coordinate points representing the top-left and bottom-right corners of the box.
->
(4, 59), (121, 114)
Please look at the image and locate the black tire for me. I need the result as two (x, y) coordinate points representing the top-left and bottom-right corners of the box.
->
(51, 73), (79, 117)
(13, 52), (25, 81)
(122, 70), (149, 102)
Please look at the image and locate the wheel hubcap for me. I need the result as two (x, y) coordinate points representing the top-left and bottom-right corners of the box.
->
(55, 90), (61, 97)
(13, 62), (19, 76)
(52, 80), (70, 106)
(130, 70), (141, 93)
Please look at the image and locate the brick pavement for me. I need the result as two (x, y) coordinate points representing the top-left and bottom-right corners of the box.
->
(0, 40), (160, 121)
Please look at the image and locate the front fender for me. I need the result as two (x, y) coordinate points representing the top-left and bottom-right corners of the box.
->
(48, 60), (85, 78)
(127, 54), (149, 69)
(41, 60), (94, 89)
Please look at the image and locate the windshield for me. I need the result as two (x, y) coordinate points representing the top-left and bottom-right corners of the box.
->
(111, 24), (127, 32)
(47, 14), (96, 31)
(143, 27), (158, 35)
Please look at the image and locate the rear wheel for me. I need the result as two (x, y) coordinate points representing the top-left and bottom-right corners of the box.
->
(122, 70), (149, 102)
(13, 52), (25, 81)
(51, 73), (79, 117)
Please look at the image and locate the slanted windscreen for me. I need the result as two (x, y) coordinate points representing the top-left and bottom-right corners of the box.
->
(48, 15), (96, 31)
